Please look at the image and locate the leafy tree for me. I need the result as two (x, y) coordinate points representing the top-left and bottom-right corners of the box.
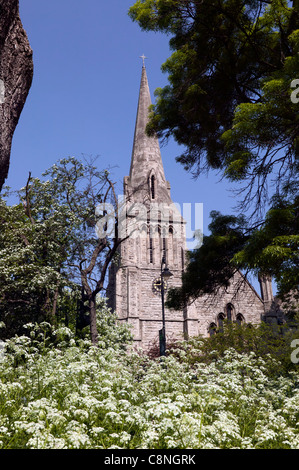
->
(129, 0), (299, 213)
(166, 210), (248, 310)
(233, 193), (299, 299)
(0, 157), (124, 344)
(0, 192), (69, 338)
(39, 157), (125, 345)
(167, 195), (298, 309)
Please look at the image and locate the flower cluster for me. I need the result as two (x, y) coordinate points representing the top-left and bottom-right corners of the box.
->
(0, 324), (298, 449)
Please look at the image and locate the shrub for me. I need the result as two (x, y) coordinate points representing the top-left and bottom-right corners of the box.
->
(169, 320), (299, 377)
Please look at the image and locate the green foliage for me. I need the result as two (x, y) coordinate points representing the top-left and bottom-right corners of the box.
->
(170, 320), (299, 377)
(167, 196), (298, 309)
(232, 195), (299, 298)
(0, 197), (69, 337)
(166, 211), (248, 310)
(78, 297), (133, 350)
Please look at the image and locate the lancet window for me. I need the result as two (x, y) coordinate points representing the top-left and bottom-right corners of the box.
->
(151, 174), (155, 199)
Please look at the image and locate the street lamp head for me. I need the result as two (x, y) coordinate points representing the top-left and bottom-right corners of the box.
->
(162, 266), (173, 279)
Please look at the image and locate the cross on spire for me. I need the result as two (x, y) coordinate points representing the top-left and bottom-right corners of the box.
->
(140, 54), (148, 67)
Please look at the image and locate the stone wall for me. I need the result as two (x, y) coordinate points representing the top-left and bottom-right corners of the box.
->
(189, 270), (265, 337)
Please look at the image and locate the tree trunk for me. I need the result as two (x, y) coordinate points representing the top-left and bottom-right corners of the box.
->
(51, 285), (59, 322)
(89, 296), (98, 346)
(0, 0), (33, 191)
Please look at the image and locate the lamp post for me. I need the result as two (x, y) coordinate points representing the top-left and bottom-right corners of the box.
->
(159, 257), (173, 356)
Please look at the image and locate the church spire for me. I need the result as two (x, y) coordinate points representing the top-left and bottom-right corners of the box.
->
(127, 62), (171, 204)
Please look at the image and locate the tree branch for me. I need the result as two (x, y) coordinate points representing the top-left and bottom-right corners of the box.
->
(23, 172), (35, 224)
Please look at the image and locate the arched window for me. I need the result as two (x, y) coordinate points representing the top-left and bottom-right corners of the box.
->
(151, 174), (155, 199)
(149, 236), (153, 264)
(157, 226), (167, 263)
(236, 313), (244, 325)
(209, 323), (217, 336)
(167, 227), (173, 266)
(226, 303), (234, 322)
(162, 236), (167, 262)
(217, 313), (225, 332)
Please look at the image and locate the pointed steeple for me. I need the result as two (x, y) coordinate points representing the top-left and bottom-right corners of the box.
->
(126, 63), (171, 204)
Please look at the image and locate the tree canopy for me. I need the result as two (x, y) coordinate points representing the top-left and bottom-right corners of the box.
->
(166, 197), (299, 310)
(166, 211), (247, 310)
(129, 0), (299, 214)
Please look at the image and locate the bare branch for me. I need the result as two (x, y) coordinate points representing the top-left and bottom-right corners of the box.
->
(22, 172), (35, 225)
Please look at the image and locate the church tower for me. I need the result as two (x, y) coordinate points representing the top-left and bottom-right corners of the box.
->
(107, 62), (270, 348)
(107, 63), (197, 350)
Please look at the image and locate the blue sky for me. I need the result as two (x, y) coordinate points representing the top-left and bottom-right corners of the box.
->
(7, 0), (262, 291)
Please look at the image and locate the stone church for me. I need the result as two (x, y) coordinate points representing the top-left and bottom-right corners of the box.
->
(107, 63), (276, 351)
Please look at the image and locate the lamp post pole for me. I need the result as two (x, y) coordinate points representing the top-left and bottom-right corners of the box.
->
(159, 257), (173, 357)
(160, 260), (166, 356)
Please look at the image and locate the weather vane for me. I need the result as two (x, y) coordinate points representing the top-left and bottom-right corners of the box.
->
(140, 54), (148, 67)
